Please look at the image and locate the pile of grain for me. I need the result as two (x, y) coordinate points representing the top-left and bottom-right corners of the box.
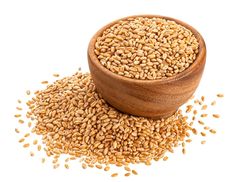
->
(94, 17), (199, 80)
(14, 71), (222, 177)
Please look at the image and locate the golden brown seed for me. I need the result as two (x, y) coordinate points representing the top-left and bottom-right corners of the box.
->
(88, 164), (94, 168)
(124, 173), (131, 177)
(193, 110), (197, 115)
(95, 164), (102, 169)
(17, 99), (22, 104)
(186, 105), (193, 113)
(111, 173), (118, 177)
(201, 105), (207, 110)
(186, 139), (192, 143)
(217, 93), (224, 98)
(64, 164), (69, 169)
(124, 166), (131, 172)
(14, 114), (21, 118)
(23, 143), (30, 148)
(28, 122), (32, 128)
(163, 156), (168, 161)
(201, 114), (208, 118)
(182, 142), (185, 147)
(132, 170), (138, 175)
(16, 107), (23, 111)
(18, 138), (25, 143)
(18, 119), (24, 124)
(53, 74), (60, 77)
(104, 166), (110, 171)
(41, 81), (48, 84)
(204, 126), (210, 130)
(200, 132), (206, 137)
(37, 145), (42, 151)
(192, 116), (196, 121)
(182, 148), (186, 154)
(201, 96), (205, 102)
(82, 163), (87, 169)
(211, 101), (216, 106)
(212, 114), (220, 118)
(26, 90), (31, 95)
(201, 140), (206, 144)
(209, 129), (216, 134)
(192, 128), (198, 135)
(33, 140), (38, 145)
(15, 128), (20, 133)
(198, 120), (205, 125)
(24, 133), (30, 138)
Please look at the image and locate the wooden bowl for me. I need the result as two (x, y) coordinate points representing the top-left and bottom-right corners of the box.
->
(88, 15), (206, 119)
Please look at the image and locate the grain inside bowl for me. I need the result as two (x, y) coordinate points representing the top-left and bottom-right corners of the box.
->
(94, 16), (199, 80)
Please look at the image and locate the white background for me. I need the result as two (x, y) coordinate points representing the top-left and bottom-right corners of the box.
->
(0, 0), (235, 181)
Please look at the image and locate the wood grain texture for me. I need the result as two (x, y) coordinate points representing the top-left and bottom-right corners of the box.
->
(88, 15), (206, 119)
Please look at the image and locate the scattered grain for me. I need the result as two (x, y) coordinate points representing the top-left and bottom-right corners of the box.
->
(201, 114), (208, 118)
(16, 107), (23, 111)
(217, 93), (224, 98)
(124, 173), (131, 177)
(201, 105), (207, 110)
(211, 101), (216, 106)
(18, 138), (25, 143)
(82, 163), (87, 169)
(104, 166), (110, 171)
(95, 165), (103, 169)
(132, 170), (138, 175)
(111, 173), (118, 177)
(201, 140), (206, 144)
(41, 81), (48, 84)
(64, 164), (69, 169)
(200, 132), (206, 137)
(15, 128), (20, 133)
(198, 120), (205, 125)
(14, 114), (21, 118)
(53, 74), (60, 77)
(212, 114), (220, 118)
(163, 156), (168, 161)
(23, 143), (30, 148)
(209, 129), (216, 134)
(37, 145), (42, 151)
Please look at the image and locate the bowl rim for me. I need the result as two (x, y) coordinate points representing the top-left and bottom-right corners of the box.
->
(88, 14), (206, 84)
